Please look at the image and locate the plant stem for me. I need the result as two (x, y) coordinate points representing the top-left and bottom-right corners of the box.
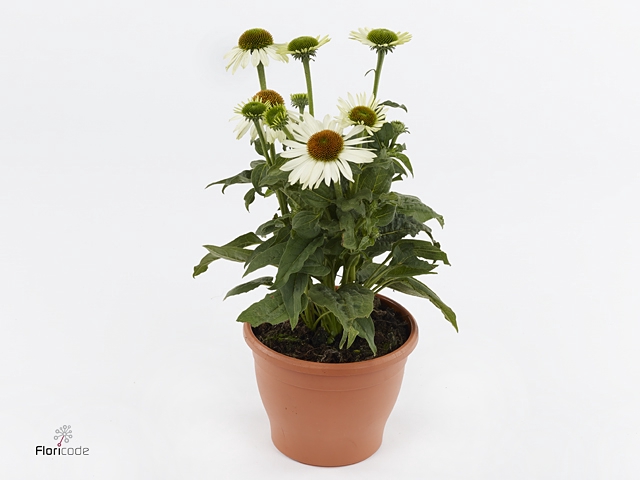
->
(302, 57), (314, 116)
(256, 62), (267, 90)
(363, 251), (394, 289)
(282, 126), (295, 141)
(252, 118), (289, 215)
(372, 50), (386, 97)
(253, 119), (272, 165)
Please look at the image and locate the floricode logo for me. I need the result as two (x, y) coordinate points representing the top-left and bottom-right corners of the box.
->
(35, 425), (89, 456)
(54, 425), (72, 447)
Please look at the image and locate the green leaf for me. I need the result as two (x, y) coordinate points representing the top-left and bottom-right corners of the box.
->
(251, 162), (267, 194)
(204, 244), (253, 263)
(280, 273), (309, 329)
(356, 261), (381, 283)
(339, 325), (359, 350)
(392, 152), (413, 176)
(292, 210), (322, 239)
(336, 189), (372, 215)
(357, 235), (375, 251)
(372, 203), (396, 227)
(297, 184), (333, 208)
(226, 232), (263, 248)
(392, 239), (450, 265)
(244, 241), (286, 276)
(396, 194), (444, 227)
(384, 262), (438, 278)
(299, 249), (331, 277)
(360, 165), (392, 195)
(237, 292), (289, 327)
(366, 214), (429, 258)
(374, 122), (396, 144)
(308, 284), (375, 329)
(244, 188), (256, 211)
(387, 277), (458, 331)
(256, 216), (287, 236)
(194, 232), (262, 277)
(380, 100), (408, 112)
(206, 170), (252, 192)
(193, 252), (217, 278)
(338, 211), (358, 251)
(253, 139), (265, 157)
(224, 276), (273, 299)
(261, 165), (289, 186)
(272, 236), (324, 289)
(354, 316), (377, 355)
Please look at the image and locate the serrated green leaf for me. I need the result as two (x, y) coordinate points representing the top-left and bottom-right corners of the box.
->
(386, 277), (458, 331)
(244, 188), (256, 211)
(203, 244), (253, 263)
(272, 236), (324, 289)
(206, 170), (252, 192)
(193, 252), (217, 278)
(194, 232), (263, 277)
(354, 316), (377, 355)
(372, 203), (396, 227)
(356, 261), (380, 283)
(280, 273), (309, 329)
(224, 276), (273, 299)
(292, 210), (322, 239)
(339, 211), (357, 251)
(256, 216), (287, 236)
(366, 214), (429, 258)
(253, 139), (265, 157)
(380, 100), (408, 112)
(396, 194), (444, 227)
(237, 292), (289, 327)
(244, 241), (286, 276)
(392, 152), (414, 176)
(339, 325), (360, 350)
(226, 232), (263, 248)
(297, 184), (333, 208)
(392, 239), (450, 265)
(298, 249), (331, 277)
(374, 122), (396, 144)
(384, 262), (438, 278)
(308, 284), (374, 329)
(251, 162), (267, 194)
(360, 165), (392, 195)
(336, 189), (372, 215)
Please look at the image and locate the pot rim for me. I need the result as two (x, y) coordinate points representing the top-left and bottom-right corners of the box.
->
(243, 293), (419, 376)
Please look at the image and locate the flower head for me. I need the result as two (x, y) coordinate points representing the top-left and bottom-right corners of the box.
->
(337, 93), (388, 135)
(231, 100), (266, 140)
(279, 35), (330, 60)
(349, 27), (411, 53)
(290, 93), (309, 113)
(224, 28), (289, 74)
(280, 113), (376, 189)
(253, 89), (285, 106)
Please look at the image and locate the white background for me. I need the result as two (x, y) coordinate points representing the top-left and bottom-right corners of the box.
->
(1, 0), (639, 478)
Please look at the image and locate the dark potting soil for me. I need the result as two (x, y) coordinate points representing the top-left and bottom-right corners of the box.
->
(252, 297), (411, 363)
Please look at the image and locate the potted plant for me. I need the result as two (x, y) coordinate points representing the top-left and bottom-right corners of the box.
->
(194, 27), (457, 466)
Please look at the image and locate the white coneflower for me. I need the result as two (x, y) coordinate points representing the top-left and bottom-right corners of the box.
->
(349, 27), (411, 53)
(280, 113), (376, 190)
(279, 35), (330, 60)
(337, 93), (388, 135)
(264, 104), (298, 143)
(231, 100), (268, 140)
(224, 28), (289, 74)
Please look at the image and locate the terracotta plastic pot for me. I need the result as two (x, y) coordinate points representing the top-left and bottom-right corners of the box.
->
(243, 294), (419, 466)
